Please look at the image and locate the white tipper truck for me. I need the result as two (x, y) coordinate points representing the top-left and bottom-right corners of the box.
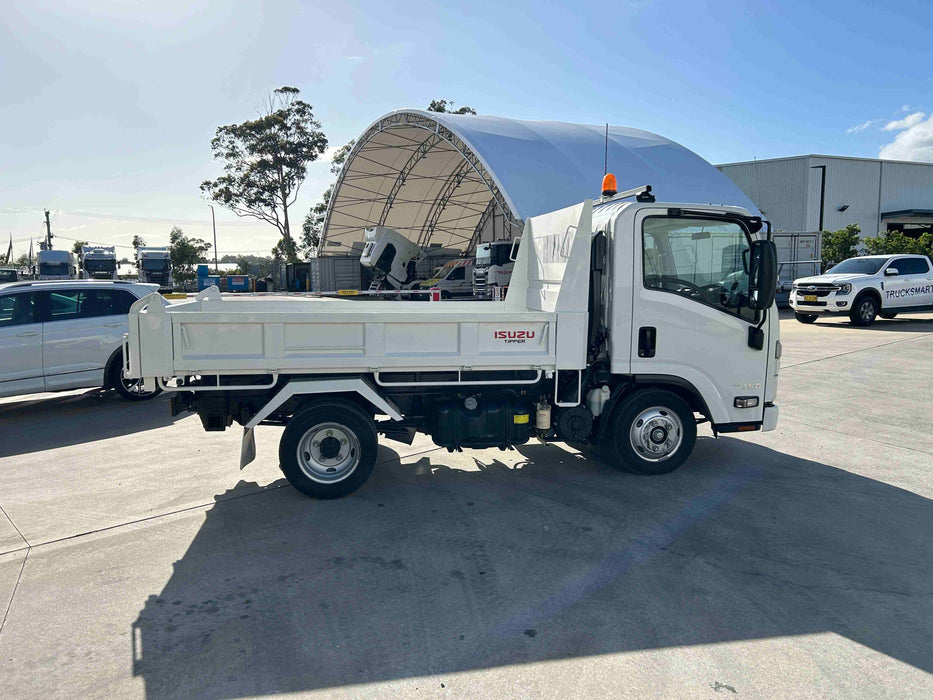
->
(123, 181), (780, 499)
(790, 254), (933, 326)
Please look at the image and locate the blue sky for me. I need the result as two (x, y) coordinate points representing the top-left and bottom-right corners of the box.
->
(2, 0), (931, 257)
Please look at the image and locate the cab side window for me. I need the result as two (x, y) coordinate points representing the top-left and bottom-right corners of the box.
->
(448, 266), (466, 281)
(0, 293), (36, 327)
(643, 217), (755, 322)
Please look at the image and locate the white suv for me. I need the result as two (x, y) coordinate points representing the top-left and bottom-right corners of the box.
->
(0, 280), (163, 400)
(790, 254), (933, 326)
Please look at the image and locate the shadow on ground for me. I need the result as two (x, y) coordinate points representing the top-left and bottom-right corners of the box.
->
(0, 390), (176, 457)
(132, 437), (933, 697)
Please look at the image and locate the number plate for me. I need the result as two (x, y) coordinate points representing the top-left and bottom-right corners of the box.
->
(802, 294), (817, 302)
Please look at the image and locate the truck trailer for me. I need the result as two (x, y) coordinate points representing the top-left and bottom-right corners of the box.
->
(124, 181), (780, 500)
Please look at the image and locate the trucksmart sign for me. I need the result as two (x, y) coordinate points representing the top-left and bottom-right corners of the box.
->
(885, 284), (933, 300)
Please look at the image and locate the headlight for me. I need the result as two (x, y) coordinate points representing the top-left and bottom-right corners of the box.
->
(835, 283), (851, 295)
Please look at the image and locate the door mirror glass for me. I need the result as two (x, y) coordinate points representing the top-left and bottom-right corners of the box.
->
(749, 240), (777, 311)
(884, 267), (899, 277)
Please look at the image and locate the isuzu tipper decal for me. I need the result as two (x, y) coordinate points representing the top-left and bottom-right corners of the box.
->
(885, 285), (933, 300)
(494, 330), (536, 343)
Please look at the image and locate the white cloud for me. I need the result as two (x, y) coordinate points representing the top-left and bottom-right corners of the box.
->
(879, 114), (933, 162)
(881, 111), (925, 131)
(899, 104), (913, 113)
(846, 119), (879, 134)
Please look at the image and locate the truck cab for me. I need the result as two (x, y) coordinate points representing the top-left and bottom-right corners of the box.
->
(81, 245), (118, 280)
(37, 250), (76, 280)
(136, 247), (173, 292)
(360, 227), (423, 290)
(473, 240), (515, 299)
(791, 254), (933, 325)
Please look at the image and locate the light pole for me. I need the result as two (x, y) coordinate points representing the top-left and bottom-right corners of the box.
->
(208, 204), (218, 273)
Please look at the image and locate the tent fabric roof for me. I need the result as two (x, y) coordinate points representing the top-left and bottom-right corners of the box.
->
(321, 110), (759, 255)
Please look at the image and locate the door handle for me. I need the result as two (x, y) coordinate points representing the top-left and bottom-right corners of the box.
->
(638, 326), (657, 358)
(16, 330), (40, 337)
(104, 322), (125, 328)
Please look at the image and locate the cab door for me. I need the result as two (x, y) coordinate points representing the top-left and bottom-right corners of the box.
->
(629, 209), (770, 426)
(883, 257), (933, 308)
(0, 291), (44, 397)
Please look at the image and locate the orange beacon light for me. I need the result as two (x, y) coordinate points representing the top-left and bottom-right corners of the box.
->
(601, 173), (617, 197)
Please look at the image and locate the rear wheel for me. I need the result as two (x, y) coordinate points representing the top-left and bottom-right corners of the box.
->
(279, 401), (377, 499)
(794, 312), (818, 324)
(604, 389), (697, 475)
(849, 295), (878, 326)
(880, 312), (897, 319)
(110, 359), (161, 401)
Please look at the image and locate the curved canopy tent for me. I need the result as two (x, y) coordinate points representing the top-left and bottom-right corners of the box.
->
(320, 110), (759, 255)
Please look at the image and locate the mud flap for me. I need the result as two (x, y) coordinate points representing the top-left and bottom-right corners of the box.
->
(240, 427), (256, 469)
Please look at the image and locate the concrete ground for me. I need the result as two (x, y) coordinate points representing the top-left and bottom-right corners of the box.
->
(1, 310), (931, 698)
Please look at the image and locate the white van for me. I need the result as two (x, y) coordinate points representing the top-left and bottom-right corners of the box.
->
(407, 259), (474, 299)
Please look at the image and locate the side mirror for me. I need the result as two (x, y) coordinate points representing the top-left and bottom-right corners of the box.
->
(884, 267), (899, 277)
(749, 240), (777, 311)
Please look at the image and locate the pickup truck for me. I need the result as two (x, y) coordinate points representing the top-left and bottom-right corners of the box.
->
(123, 185), (781, 499)
(790, 254), (933, 325)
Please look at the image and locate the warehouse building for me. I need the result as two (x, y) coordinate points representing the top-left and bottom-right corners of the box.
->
(717, 155), (933, 238)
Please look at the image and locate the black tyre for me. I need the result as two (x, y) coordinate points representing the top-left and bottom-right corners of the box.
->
(795, 312), (818, 324)
(278, 400), (377, 499)
(109, 359), (161, 401)
(604, 389), (697, 475)
(880, 312), (897, 319)
(849, 295), (878, 326)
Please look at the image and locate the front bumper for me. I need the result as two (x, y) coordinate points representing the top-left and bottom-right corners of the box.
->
(762, 404), (779, 432)
(789, 290), (852, 314)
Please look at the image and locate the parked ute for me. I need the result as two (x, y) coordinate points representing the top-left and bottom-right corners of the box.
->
(124, 186), (781, 500)
(0, 280), (164, 400)
(791, 254), (933, 325)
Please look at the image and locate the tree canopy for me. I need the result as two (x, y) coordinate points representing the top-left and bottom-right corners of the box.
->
(201, 86), (328, 262)
(821, 224), (861, 270)
(427, 99), (477, 115)
(863, 229), (933, 258)
(168, 226), (212, 285)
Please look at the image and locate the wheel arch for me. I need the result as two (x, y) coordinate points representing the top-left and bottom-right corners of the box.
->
(103, 347), (124, 388)
(595, 375), (711, 442)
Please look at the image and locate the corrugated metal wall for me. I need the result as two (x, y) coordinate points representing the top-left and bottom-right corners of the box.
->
(717, 158), (809, 231)
(719, 156), (933, 239)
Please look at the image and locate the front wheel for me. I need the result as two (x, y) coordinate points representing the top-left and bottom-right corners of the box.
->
(279, 401), (377, 499)
(604, 389), (697, 475)
(110, 360), (161, 401)
(795, 312), (818, 324)
(849, 295), (878, 326)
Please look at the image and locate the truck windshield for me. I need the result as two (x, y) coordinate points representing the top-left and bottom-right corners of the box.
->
(85, 259), (116, 272)
(39, 263), (70, 276)
(476, 243), (512, 267)
(643, 217), (755, 322)
(826, 258), (886, 275)
(141, 259), (169, 271)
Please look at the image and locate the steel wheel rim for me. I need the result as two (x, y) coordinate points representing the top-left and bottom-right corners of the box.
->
(629, 406), (684, 462)
(859, 300), (875, 321)
(120, 375), (156, 397)
(296, 422), (361, 483)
